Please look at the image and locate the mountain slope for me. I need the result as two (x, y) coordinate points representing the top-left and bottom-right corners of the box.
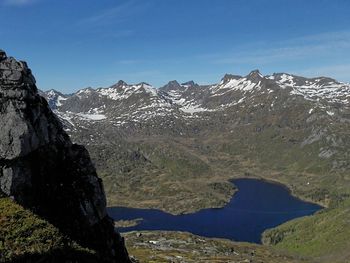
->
(0, 197), (98, 263)
(262, 199), (350, 262)
(42, 70), (350, 214)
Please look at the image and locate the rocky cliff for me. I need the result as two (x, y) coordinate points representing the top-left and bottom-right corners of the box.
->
(0, 50), (131, 263)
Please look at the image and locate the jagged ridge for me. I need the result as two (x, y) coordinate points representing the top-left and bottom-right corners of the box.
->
(43, 70), (350, 128)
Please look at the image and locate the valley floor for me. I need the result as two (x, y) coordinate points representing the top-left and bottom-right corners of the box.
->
(123, 231), (308, 263)
(114, 175), (350, 262)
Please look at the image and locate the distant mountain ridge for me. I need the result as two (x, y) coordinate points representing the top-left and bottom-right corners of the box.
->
(43, 70), (350, 127)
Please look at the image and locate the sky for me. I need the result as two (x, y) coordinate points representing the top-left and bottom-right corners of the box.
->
(0, 0), (350, 93)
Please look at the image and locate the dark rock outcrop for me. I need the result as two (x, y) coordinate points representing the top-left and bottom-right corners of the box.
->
(0, 50), (131, 263)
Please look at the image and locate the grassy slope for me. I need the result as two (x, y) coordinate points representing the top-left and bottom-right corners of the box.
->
(89, 138), (236, 214)
(93, 128), (350, 214)
(262, 199), (350, 262)
(0, 197), (98, 263)
(123, 231), (308, 263)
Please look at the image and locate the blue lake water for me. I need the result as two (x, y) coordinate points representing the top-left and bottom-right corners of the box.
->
(108, 178), (322, 243)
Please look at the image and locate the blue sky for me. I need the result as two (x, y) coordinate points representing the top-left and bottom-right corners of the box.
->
(0, 0), (350, 92)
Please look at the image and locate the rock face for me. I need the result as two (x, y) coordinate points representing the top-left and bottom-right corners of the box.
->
(0, 50), (131, 262)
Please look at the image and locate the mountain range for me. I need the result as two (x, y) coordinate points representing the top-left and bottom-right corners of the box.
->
(40, 70), (350, 214)
(42, 70), (349, 131)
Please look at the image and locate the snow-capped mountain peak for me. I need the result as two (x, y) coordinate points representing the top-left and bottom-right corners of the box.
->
(41, 71), (350, 129)
(246, 69), (264, 81)
(42, 89), (68, 109)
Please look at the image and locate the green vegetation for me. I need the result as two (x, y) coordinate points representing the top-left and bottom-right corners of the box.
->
(87, 128), (350, 214)
(114, 218), (143, 228)
(88, 138), (236, 214)
(262, 199), (350, 262)
(124, 231), (308, 263)
(0, 197), (98, 263)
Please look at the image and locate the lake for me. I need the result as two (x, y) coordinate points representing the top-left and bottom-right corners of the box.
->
(108, 178), (322, 243)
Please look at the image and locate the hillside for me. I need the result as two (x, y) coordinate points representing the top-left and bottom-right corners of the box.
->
(42, 70), (350, 214)
(262, 199), (350, 262)
(0, 197), (99, 263)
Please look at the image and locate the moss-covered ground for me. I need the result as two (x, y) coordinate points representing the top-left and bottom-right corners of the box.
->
(0, 197), (98, 263)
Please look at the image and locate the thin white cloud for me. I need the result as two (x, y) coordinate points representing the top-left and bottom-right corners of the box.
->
(79, 0), (150, 26)
(2, 0), (37, 6)
(278, 30), (350, 46)
(213, 31), (350, 65)
(295, 64), (350, 83)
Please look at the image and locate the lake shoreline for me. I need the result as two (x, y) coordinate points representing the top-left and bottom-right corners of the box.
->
(109, 178), (322, 243)
(108, 175), (325, 216)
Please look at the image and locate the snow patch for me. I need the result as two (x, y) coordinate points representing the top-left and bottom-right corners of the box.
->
(181, 105), (208, 114)
(326, 111), (335, 116)
(76, 113), (107, 120)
